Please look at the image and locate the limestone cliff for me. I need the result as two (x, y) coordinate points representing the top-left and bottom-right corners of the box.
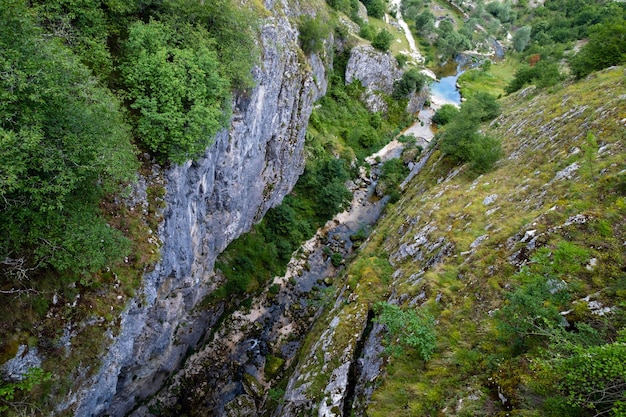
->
(62, 2), (329, 416)
(345, 44), (402, 113)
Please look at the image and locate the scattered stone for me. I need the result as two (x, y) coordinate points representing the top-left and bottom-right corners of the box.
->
(483, 194), (498, 205)
(553, 162), (580, 181)
(470, 234), (489, 249)
(586, 258), (597, 271)
(521, 229), (536, 242)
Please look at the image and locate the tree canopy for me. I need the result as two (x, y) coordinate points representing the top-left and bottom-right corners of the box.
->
(121, 19), (230, 163)
(0, 0), (137, 277)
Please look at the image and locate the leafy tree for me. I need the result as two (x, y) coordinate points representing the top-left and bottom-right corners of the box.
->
(431, 104), (459, 125)
(485, 1), (515, 23)
(570, 17), (626, 79)
(437, 21), (472, 60)
(372, 29), (394, 51)
(0, 0), (137, 277)
(374, 302), (437, 361)
(401, 0), (423, 21)
(363, 0), (385, 19)
(0, 368), (52, 413)
(30, 0), (113, 77)
(121, 19), (230, 163)
(505, 59), (564, 94)
(414, 11), (435, 36)
(468, 91), (501, 121)
(468, 134), (503, 174)
(512, 25), (532, 52)
(393, 68), (429, 99)
(553, 342), (626, 415)
(161, 0), (259, 90)
(438, 92), (502, 173)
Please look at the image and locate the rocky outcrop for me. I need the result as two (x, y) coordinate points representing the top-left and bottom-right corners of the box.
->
(62, 3), (329, 416)
(345, 44), (401, 113)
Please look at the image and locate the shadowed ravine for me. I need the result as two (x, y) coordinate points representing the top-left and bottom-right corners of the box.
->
(134, 142), (416, 416)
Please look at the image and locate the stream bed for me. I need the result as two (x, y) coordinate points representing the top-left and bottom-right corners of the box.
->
(134, 142), (408, 416)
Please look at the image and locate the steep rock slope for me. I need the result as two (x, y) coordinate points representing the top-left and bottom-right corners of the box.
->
(63, 2), (329, 416)
(280, 67), (626, 416)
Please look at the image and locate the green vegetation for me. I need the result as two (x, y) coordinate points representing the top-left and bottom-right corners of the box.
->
(570, 17), (626, 79)
(431, 104), (459, 126)
(0, 0), (137, 278)
(362, 0), (386, 19)
(372, 29), (394, 52)
(438, 92), (502, 174)
(358, 66), (626, 417)
(505, 59), (564, 94)
(511, 25), (531, 52)
(0, 368), (52, 413)
(299, 15), (331, 54)
(457, 57), (519, 98)
(121, 19), (230, 163)
(436, 19), (471, 62)
(392, 68), (430, 99)
(374, 302), (436, 361)
(210, 47), (413, 302)
(0, 0), (259, 414)
(378, 158), (410, 202)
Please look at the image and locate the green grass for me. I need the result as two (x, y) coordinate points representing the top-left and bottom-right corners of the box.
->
(458, 55), (520, 98)
(320, 66), (626, 417)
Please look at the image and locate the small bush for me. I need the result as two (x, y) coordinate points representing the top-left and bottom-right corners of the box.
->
(331, 252), (343, 267)
(396, 54), (408, 68)
(359, 23), (376, 40)
(299, 15), (329, 55)
(372, 29), (394, 51)
(393, 68), (429, 99)
(431, 104), (459, 125)
(374, 302), (436, 361)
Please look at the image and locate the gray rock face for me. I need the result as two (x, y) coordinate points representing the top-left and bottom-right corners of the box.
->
(0, 345), (41, 382)
(63, 5), (329, 417)
(345, 45), (402, 112)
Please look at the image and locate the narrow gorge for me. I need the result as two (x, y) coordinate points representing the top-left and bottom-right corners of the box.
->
(1, 1), (625, 417)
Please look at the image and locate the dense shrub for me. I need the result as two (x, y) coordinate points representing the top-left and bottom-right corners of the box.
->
(512, 25), (532, 52)
(362, 0), (385, 19)
(372, 29), (394, 51)
(374, 302), (437, 360)
(505, 59), (564, 94)
(570, 17), (626, 79)
(393, 68), (429, 99)
(431, 104), (459, 125)
(438, 92), (502, 173)
(0, 1), (137, 277)
(121, 19), (230, 163)
(299, 15), (330, 55)
(414, 11), (435, 36)
(359, 23), (376, 40)
(401, 0), (424, 22)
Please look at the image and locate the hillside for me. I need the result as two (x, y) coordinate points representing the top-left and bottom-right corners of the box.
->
(283, 67), (626, 416)
(2, 0), (625, 414)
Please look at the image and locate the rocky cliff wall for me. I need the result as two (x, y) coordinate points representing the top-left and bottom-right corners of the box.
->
(63, 3), (329, 416)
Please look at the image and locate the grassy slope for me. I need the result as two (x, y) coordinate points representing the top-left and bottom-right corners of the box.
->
(347, 67), (626, 416)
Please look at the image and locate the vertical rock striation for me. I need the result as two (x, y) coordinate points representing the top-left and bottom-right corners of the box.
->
(64, 3), (329, 416)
